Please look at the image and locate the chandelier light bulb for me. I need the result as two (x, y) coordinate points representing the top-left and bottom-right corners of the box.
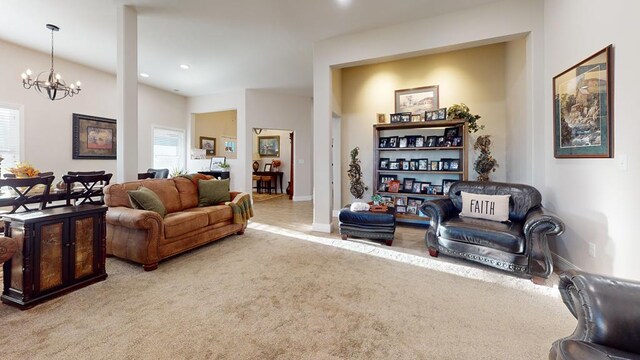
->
(70, 84), (75, 89)
(21, 73), (27, 79)
(76, 81), (81, 87)
(44, 81), (50, 86)
(55, 73), (61, 80)
(26, 69), (32, 76)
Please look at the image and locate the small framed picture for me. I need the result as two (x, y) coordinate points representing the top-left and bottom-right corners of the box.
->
(411, 181), (422, 194)
(390, 113), (403, 123)
(430, 160), (439, 171)
(396, 205), (407, 214)
(452, 136), (463, 147)
(444, 126), (459, 140)
(425, 111), (434, 121)
(442, 158), (451, 171)
(426, 136), (438, 147)
(388, 180), (401, 193)
(411, 114), (421, 122)
(399, 137), (408, 148)
(418, 159), (429, 171)
(389, 161), (400, 170)
(377, 113), (386, 123)
(381, 196), (394, 207)
(395, 196), (407, 206)
(379, 137), (389, 148)
(378, 175), (398, 191)
(407, 136), (417, 148)
(420, 182), (431, 193)
(403, 178), (415, 192)
(400, 112), (412, 122)
(436, 107), (447, 120)
(437, 136), (445, 147)
(379, 158), (390, 170)
(415, 136), (424, 147)
(433, 185), (443, 195)
(388, 136), (399, 148)
(407, 198), (423, 215)
(449, 159), (460, 171)
(401, 160), (410, 171)
(442, 179), (458, 196)
(410, 159), (419, 171)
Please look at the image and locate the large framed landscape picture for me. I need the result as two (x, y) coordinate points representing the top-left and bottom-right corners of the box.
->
(395, 85), (439, 121)
(553, 45), (613, 158)
(72, 113), (117, 159)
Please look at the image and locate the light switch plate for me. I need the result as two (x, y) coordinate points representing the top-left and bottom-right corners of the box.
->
(618, 154), (628, 171)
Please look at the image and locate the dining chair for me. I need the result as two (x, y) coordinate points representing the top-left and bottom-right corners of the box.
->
(138, 172), (155, 180)
(62, 173), (113, 206)
(0, 175), (55, 213)
(147, 168), (169, 179)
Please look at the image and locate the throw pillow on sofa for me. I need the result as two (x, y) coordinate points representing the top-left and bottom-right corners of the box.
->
(459, 191), (510, 222)
(128, 187), (168, 218)
(198, 178), (230, 206)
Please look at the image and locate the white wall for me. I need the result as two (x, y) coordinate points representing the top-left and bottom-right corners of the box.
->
(245, 90), (313, 201)
(544, 0), (640, 280)
(313, 0), (545, 232)
(505, 37), (530, 184)
(0, 39), (187, 178)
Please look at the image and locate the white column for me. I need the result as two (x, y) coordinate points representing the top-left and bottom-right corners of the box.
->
(116, 5), (138, 182)
(312, 64), (332, 233)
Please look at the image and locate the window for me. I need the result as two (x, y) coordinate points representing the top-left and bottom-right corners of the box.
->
(0, 105), (21, 177)
(153, 126), (185, 172)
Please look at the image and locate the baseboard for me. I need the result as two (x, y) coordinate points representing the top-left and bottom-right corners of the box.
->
(293, 195), (312, 202)
(312, 222), (331, 233)
(332, 210), (340, 218)
(552, 252), (579, 272)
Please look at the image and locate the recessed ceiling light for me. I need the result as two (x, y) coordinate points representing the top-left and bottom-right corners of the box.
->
(180, 64), (190, 70)
(336, 0), (352, 6)
(173, 89), (180, 92)
(140, 73), (150, 78)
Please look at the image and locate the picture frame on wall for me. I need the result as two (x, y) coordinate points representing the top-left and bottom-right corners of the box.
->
(395, 85), (439, 121)
(553, 45), (613, 158)
(258, 135), (280, 157)
(72, 113), (117, 159)
(199, 136), (216, 156)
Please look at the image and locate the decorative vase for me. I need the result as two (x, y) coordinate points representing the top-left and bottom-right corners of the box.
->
(252, 161), (259, 172)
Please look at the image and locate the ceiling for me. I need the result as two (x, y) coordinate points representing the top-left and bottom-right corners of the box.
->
(0, 0), (499, 97)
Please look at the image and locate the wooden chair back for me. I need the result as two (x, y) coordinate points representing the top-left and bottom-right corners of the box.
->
(0, 175), (55, 213)
(138, 172), (155, 180)
(62, 173), (112, 206)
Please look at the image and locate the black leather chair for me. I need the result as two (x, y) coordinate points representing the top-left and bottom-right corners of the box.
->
(147, 168), (169, 179)
(420, 181), (564, 281)
(550, 270), (640, 360)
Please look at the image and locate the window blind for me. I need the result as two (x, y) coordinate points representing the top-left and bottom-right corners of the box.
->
(0, 106), (20, 176)
(153, 127), (184, 171)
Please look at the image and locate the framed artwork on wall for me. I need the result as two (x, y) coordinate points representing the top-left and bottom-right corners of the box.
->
(200, 136), (216, 156)
(222, 136), (237, 159)
(258, 135), (280, 157)
(72, 113), (117, 159)
(395, 85), (439, 121)
(553, 45), (613, 158)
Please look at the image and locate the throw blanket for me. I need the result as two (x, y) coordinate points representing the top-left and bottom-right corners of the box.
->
(226, 192), (253, 225)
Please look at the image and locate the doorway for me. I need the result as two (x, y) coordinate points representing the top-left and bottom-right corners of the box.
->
(252, 128), (294, 202)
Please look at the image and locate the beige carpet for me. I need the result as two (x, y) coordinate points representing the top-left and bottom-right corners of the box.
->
(0, 220), (575, 359)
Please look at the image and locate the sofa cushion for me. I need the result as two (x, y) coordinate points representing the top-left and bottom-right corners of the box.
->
(459, 191), (510, 222)
(140, 179), (183, 214)
(182, 205), (233, 225)
(198, 179), (230, 206)
(439, 216), (525, 253)
(173, 176), (200, 210)
(127, 187), (167, 218)
(164, 211), (209, 239)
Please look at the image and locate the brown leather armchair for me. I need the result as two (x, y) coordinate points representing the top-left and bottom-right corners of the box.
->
(420, 181), (564, 281)
(550, 270), (640, 360)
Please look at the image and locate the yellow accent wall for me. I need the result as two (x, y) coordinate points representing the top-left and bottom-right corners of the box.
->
(194, 110), (237, 158)
(340, 43), (507, 203)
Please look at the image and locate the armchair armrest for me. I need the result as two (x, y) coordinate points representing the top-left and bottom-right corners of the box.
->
(559, 270), (640, 354)
(106, 206), (163, 231)
(523, 207), (564, 279)
(524, 207), (564, 238)
(419, 198), (457, 227)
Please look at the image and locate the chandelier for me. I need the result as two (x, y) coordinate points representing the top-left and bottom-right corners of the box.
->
(21, 24), (81, 101)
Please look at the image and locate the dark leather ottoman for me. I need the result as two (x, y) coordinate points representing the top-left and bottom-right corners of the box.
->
(339, 205), (396, 246)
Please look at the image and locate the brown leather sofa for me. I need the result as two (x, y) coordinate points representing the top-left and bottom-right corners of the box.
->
(104, 177), (246, 271)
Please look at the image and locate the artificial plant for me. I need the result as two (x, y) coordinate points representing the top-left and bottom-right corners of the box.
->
(473, 135), (498, 181)
(347, 147), (367, 199)
(447, 103), (484, 133)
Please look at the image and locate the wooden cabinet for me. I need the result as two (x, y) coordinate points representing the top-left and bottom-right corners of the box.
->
(373, 120), (468, 224)
(2, 205), (107, 309)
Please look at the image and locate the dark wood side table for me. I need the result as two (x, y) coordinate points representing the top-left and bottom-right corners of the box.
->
(198, 170), (230, 180)
(2, 205), (108, 309)
(252, 171), (284, 194)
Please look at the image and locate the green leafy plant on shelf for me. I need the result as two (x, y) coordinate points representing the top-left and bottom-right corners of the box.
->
(347, 147), (368, 199)
(371, 194), (383, 205)
(170, 168), (188, 178)
(219, 163), (230, 170)
(447, 103), (484, 133)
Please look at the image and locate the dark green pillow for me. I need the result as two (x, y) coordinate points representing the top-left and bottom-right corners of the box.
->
(198, 178), (230, 206)
(128, 187), (167, 218)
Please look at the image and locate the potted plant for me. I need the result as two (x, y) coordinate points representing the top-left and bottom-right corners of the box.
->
(347, 147), (367, 199)
(473, 135), (498, 181)
(219, 163), (231, 170)
(447, 103), (484, 133)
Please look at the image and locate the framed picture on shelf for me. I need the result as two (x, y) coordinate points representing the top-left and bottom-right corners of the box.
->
(406, 197), (422, 215)
(442, 158), (451, 171)
(396, 158), (405, 170)
(415, 136), (424, 147)
(400, 113), (412, 122)
(444, 126), (459, 140)
(442, 179), (458, 196)
(426, 136), (438, 147)
(437, 136), (445, 147)
(433, 185), (443, 195)
(403, 178), (415, 192)
(396, 205), (407, 214)
(379, 137), (389, 148)
(420, 182), (431, 193)
(388, 136), (399, 148)
(418, 159), (429, 171)
(553, 45), (612, 158)
(389, 161), (400, 170)
(395, 85), (439, 121)
(452, 136), (463, 147)
(381, 196), (394, 207)
(425, 111), (433, 121)
(430, 160), (439, 171)
(410, 159), (419, 171)
(379, 158), (390, 170)
(395, 196), (407, 206)
(377, 113), (386, 123)
(390, 113), (403, 123)
(449, 159), (460, 171)
(411, 181), (422, 194)
(401, 160), (410, 171)
(399, 137), (408, 148)
(388, 180), (401, 193)
(407, 136), (417, 148)
(378, 175), (398, 192)
(411, 114), (421, 122)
